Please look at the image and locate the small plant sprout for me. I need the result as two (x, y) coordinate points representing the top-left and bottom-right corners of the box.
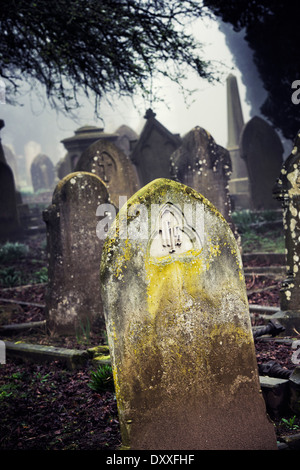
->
(281, 415), (300, 430)
(88, 364), (114, 393)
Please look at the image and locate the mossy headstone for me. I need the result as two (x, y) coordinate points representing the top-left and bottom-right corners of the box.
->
(43, 172), (110, 335)
(30, 153), (55, 192)
(100, 178), (277, 450)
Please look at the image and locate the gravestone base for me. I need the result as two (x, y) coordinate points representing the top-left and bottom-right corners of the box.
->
(122, 386), (277, 450)
(270, 310), (300, 336)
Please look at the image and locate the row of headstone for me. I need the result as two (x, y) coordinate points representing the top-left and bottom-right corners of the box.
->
(43, 171), (110, 335)
(42, 126), (300, 450)
(65, 120), (235, 231)
(42, 167), (277, 448)
(4, 81), (284, 210)
(1, 103), (283, 245)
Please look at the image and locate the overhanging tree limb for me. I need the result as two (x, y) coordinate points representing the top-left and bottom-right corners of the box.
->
(0, 0), (216, 113)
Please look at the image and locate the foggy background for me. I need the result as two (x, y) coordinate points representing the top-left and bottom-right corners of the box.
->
(0, 17), (292, 188)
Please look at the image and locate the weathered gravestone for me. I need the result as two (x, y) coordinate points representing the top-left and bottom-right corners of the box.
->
(115, 125), (138, 157)
(3, 145), (19, 188)
(0, 120), (23, 241)
(31, 153), (55, 192)
(130, 109), (182, 186)
(240, 116), (283, 210)
(170, 126), (234, 231)
(100, 178), (277, 450)
(43, 172), (110, 336)
(75, 139), (140, 208)
(272, 131), (300, 334)
(0, 161), (23, 241)
(58, 125), (120, 179)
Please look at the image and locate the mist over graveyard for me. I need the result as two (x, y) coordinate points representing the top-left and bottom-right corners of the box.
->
(1, 14), (294, 196)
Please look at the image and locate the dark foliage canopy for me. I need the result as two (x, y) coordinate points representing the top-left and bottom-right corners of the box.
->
(0, 0), (215, 113)
(204, 0), (300, 140)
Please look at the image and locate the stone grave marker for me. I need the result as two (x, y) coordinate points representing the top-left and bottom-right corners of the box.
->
(170, 126), (234, 231)
(130, 109), (182, 186)
(59, 125), (120, 179)
(0, 161), (23, 241)
(3, 145), (19, 188)
(31, 153), (55, 192)
(43, 171), (110, 336)
(100, 178), (277, 450)
(272, 131), (300, 334)
(115, 124), (138, 157)
(240, 116), (283, 210)
(75, 139), (140, 208)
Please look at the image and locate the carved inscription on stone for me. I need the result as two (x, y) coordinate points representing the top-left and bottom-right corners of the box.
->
(149, 203), (202, 258)
(92, 151), (116, 183)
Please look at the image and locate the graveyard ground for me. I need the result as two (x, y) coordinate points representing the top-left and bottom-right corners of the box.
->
(1, 208), (300, 449)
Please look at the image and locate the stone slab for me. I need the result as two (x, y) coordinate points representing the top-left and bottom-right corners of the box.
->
(4, 341), (89, 369)
(259, 376), (289, 418)
(0, 320), (46, 335)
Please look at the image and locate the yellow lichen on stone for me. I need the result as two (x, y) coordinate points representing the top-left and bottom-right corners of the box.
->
(145, 250), (204, 319)
(93, 355), (111, 362)
(208, 321), (253, 347)
(208, 243), (221, 260)
(113, 238), (133, 279)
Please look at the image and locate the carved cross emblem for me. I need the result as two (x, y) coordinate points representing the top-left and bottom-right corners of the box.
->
(149, 202), (203, 259)
(159, 209), (182, 253)
(94, 151), (115, 183)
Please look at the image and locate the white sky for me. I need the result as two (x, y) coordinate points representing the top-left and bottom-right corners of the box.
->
(1, 17), (252, 165)
(97, 19), (252, 146)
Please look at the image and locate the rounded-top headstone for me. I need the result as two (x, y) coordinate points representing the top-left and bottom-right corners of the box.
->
(100, 178), (277, 450)
(31, 153), (55, 192)
(43, 171), (109, 335)
(240, 116), (283, 210)
(75, 138), (140, 207)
